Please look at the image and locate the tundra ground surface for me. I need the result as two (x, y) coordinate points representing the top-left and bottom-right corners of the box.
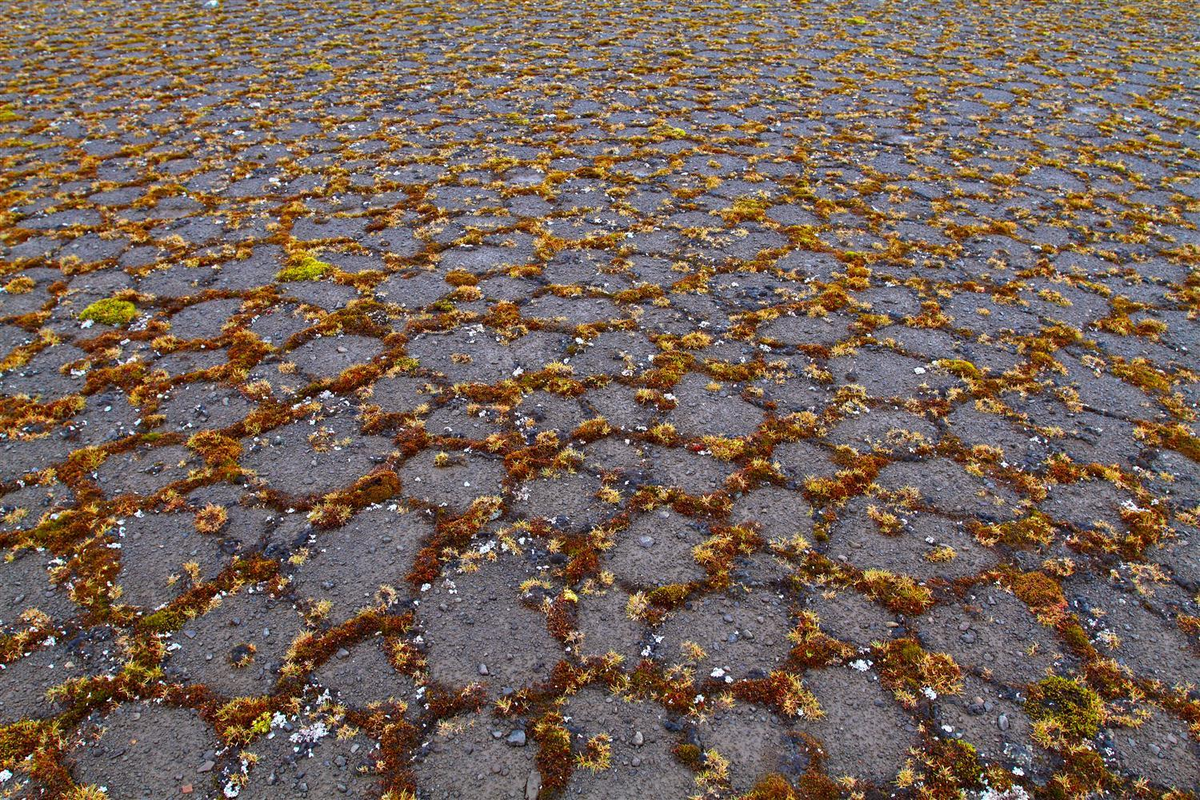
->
(0, 0), (1198, 797)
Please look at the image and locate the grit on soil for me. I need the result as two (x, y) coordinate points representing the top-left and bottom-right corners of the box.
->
(0, 0), (1198, 797)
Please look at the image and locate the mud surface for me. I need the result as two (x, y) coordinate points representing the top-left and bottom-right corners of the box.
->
(0, 0), (1198, 797)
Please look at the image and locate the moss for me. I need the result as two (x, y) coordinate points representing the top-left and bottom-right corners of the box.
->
(0, 718), (50, 765)
(194, 503), (228, 533)
(789, 612), (855, 668)
(722, 193), (772, 223)
(214, 696), (274, 744)
(935, 358), (981, 380)
(575, 733), (612, 773)
(3, 4), (1196, 796)
(276, 253), (333, 281)
(444, 269), (477, 287)
(644, 583), (694, 609)
(1059, 622), (1096, 659)
(743, 774), (798, 799)
(79, 297), (138, 326)
(1144, 421), (1200, 463)
(532, 712), (573, 792)
(249, 711), (273, 736)
(918, 738), (986, 794)
(3, 275), (34, 294)
(975, 512), (1057, 549)
(874, 637), (962, 698)
(1012, 571), (1065, 610)
(732, 672), (819, 718)
(1025, 676), (1102, 740)
(186, 430), (243, 465)
(650, 121), (689, 139)
(859, 569), (934, 614)
(139, 607), (187, 633)
(672, 742), (703, 768)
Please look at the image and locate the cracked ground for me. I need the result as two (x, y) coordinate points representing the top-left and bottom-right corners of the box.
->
(0, 0), (1198, 797)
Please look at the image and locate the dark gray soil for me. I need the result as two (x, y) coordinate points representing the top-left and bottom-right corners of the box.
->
(0, 0), (1197, 797)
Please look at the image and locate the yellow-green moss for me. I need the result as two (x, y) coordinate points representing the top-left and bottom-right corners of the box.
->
(3, 276), (34, 294)
(276, 254), (332, 281)
(1025, 676), (1102, 739)
(79, 298), (137, 326)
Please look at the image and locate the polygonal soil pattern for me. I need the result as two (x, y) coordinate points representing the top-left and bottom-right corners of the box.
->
(0, 0), (1197, 796)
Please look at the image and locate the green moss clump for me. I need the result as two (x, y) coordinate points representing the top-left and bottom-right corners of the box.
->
(276, 254), (332, 281)
(651, 122), (689, 139)
(646, 583), (692, 608)
(140, 608), (185, 632)
(249, 711), (273, 736)
(80, 297), (138, 326)
(672, 743), (703, 768)
(1025, 676), (1102, 739)
(1012, 571), (1065, 609)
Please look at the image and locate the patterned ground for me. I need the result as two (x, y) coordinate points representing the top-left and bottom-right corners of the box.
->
(0, 0), (1197, 797)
